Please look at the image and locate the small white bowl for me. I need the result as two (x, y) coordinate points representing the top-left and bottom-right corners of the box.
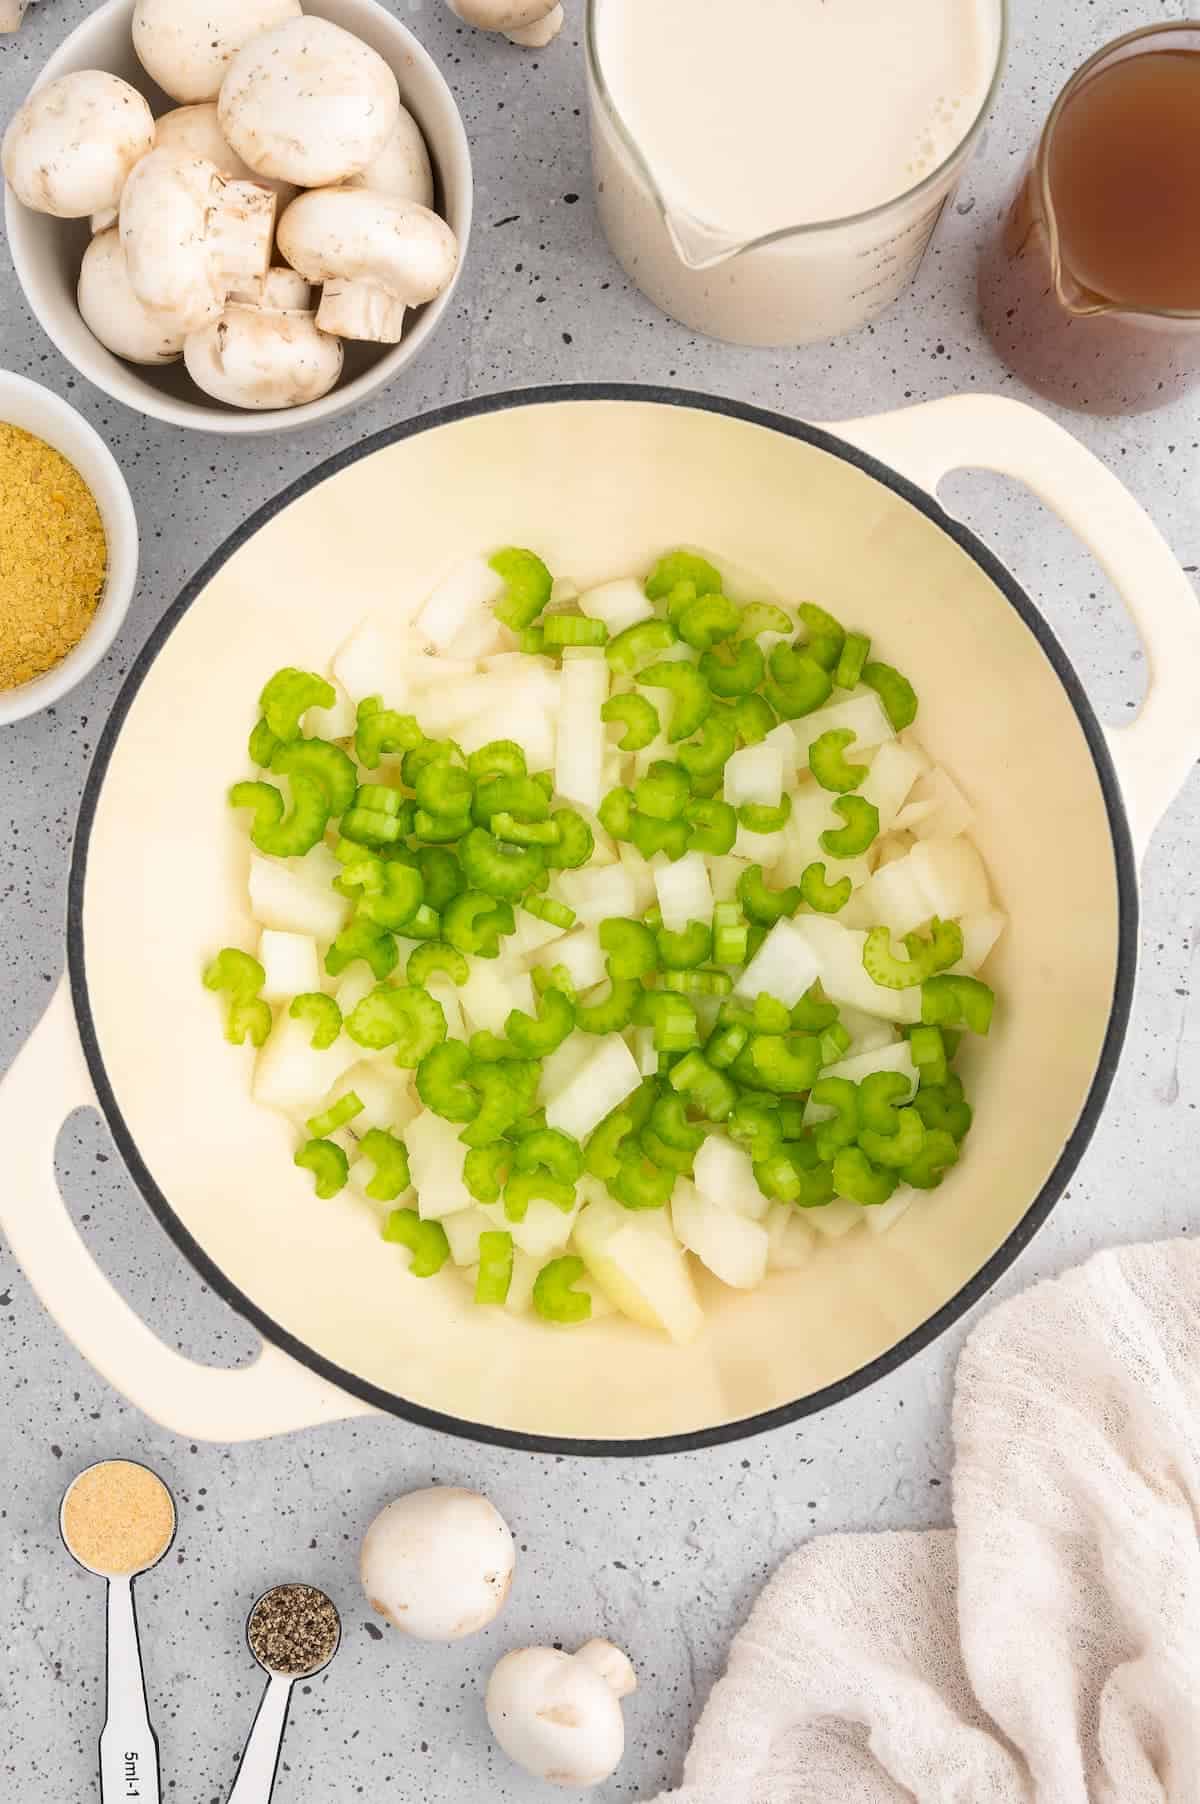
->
(4, 0), (474, 436)
(0, 371), (139, 726)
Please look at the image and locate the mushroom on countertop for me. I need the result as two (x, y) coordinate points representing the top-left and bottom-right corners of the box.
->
(119, 147), (276, 335)
(132, 0), (302, 105)
(486, 1640), (637, 1788)
(2, 71), (155, 219)
(360, 1487), (515, 1642)
(219, 16), (401, 191)
(341, 107), (434, 209)
(278, 187), (458, 344)
(183, 266), (344, 410)
(78, 228), (187, 365)
(446, 0), (565, 47)
(0, 1), (29, 32)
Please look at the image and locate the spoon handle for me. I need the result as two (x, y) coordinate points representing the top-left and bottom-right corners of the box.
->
(227, 1673), (293, 1804)
(99, 1577), (160, 1804)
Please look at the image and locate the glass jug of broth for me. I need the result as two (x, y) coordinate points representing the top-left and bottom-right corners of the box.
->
(979, 23), (1200, 413)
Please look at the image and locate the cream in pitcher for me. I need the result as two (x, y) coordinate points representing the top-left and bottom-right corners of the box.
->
(587, 0), (1005, 346)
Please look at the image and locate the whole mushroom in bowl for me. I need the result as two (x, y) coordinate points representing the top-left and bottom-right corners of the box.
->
(278, 187), (458, 344)
(77, 229), (187, 365)
(218, 16), (401, 190)
(132, 0), (303, 104)
(119, 147), (276, 333)
(184, 267), (344, 409)
(2, 71), (155, 219)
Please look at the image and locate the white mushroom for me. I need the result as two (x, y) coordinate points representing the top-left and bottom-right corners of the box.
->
(446, 0), (565, 48)
(360, 1487), (514, 1642)
(155, 103), (297, 207)
(0, 2), (30, 34)
(486, 1640), (637, 1789)
(78, 228), (187, 365)
(184, 267), (344, 410)
(120, 147), (277, 334)
(277, 188), (458, 343)
(341, 106), (434, 209)
(2, 71), (155, 219)
(132, 0), (302, 105)
(219, 17), (401, 190)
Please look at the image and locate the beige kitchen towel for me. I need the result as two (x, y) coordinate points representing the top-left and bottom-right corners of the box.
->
(653, 1239), (1200, 1803)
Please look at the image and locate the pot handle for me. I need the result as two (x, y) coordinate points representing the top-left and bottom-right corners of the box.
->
(831, 393), (1200, 860)
(0, 981), (376, 1441)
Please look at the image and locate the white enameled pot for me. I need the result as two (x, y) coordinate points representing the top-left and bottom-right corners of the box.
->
(1, 389), (1197, 1451)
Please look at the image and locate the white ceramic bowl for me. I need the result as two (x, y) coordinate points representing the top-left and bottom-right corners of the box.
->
(4, 0), (474, 435)
(0, 371), (138, 727)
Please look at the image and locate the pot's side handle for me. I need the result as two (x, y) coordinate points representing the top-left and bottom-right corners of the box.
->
(830, 393), (1200, 861)
(0, 981), (376, 1441)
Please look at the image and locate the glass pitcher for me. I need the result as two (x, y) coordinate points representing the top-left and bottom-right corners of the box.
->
(978, 23), (1200, 413)
(585, 0), (1007, 348)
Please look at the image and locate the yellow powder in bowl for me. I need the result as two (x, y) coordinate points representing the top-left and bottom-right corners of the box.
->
(61, 1460), (176, 1577)
(0, 422), (107, 693)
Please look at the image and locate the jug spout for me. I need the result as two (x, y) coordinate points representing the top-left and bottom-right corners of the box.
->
(662, 204), (747, 272)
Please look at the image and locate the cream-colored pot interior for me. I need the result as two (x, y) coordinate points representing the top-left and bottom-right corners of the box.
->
(77, 396), (1127, 1446)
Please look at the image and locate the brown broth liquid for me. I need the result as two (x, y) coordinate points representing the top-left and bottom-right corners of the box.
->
(978, 42), (1200, 412)
(1048, 51), (1200, 312)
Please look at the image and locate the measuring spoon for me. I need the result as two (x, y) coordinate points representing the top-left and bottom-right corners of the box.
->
(60, 1459), (176, 1804)
(228, 1585), (341, 1804)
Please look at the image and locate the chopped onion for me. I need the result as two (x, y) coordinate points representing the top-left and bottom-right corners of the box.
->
(334, 967), (376, 1016)
(706, 853), (752, 903)
(580, 577), (654, 635)
(911, 766), (975, 840)
(774, 784), (870, 890)
(329, 1062), (420, 1134)
(332, 621), (419, 709)
(481, 1195), (580, 1261)
(257, 929), (320, 1002)
(835, 1004), (898, 1059)
(891, 799), (940, 833)
(804, 1040), (918, 1124)
(791, 690), (894, 767)
(765, 1202), (815, 1270)
(864, 1191), (915, 1235)
(425, 975), (466, 1042)
(305, 679), (356, 740)
(614, 844), (657, 914)
(252, 1016), (358, 1113)
(460, 962), (535, 1035)
(249, 848), (349, 943)
(858, 738), (929, 832)
(840, 855), (931, 936)
(694, 1136), (769, 1221)
(406, 1110), (475, 1219)
(735, 917), (822, 1007)
(555, 650), (608, 812)
(633, 1026), (658, 1077)
(672, 1180), (768, 1289)
(443, 609), (509, 662)
(411, 675), (504, 736)
(763, 721), (799, 786)
(954, 909), (1007, 974)
(553, 864), (637, 926)
(533, 927), (607, 994)
(442, 1208), (491, 1266)
(654, 851), (714, 933)
(545, 1034), (641, 1142)
(414, 557), (505, 652)
(505, 1249), (541, 1314)
(733, 823), (786, 867)
(571, 1190), (703, 1344)
(805, 1200), (864, 1240)
(539, 1029), (596, 1105)
(455, 692), (557, 771)
(723, 742), (783, 809)
(909, 836), (991, 919)
(789, 917), (922, 1024)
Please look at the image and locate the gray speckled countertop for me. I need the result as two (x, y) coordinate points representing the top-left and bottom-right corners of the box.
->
(1, 2), (1198, 1798)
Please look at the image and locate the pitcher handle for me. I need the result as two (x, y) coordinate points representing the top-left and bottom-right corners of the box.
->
(0, 981), (375, 1441)
(830, 393), (1200, 861)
